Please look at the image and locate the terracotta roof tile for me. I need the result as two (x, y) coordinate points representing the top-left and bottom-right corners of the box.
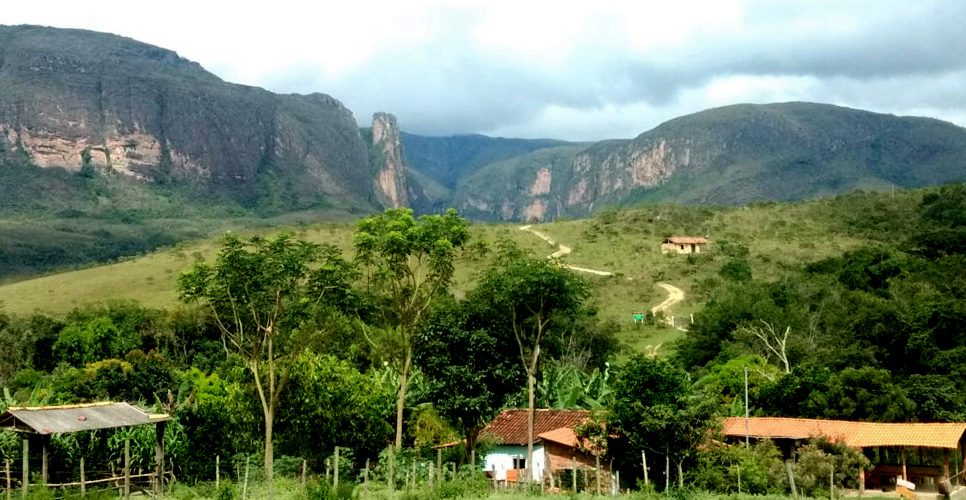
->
(483, 409), (590, 446)
(722, 417), (966, 449)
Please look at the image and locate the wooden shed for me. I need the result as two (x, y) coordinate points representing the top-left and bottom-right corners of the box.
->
(0, 402), (170, 496)
(662, 237), (709, 255)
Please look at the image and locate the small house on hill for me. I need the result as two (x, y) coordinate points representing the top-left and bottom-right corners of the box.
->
(662, 237), (709, 254)
(480, 409), (611, 488)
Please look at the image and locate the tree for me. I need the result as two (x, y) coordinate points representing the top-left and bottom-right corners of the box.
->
(177, 233), (354, 497)
(354, 208), (469, 448)
(413, 298), (524, 463)
(735, 320), (792, 374)
(470, 242), (588, 480)
(609, 354), (718, 488)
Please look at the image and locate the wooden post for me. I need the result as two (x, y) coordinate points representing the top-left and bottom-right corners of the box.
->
(437, 448), (442, 486)
(830, 462), (834, 499)
(80, 457), (85, 497)
(21, 437), (27, 499)
(301, 459), (306, 492)
(642, 451), (648, 486)
(786, 462), (797, 497)
(596, 455), (601, 496)
(616, 470), (620, 496)
(242, 456), (250, 500)
(363, 459), (370, 500)
(410, 460), (415, 489)
(429, 463), (434, 488)
(737, 464), (741, 494)
(216, 455), (220, 489)
(944, 449), (951, 481)
(858, 466), (865, 497)
(901, 446), (907, 480)
(5, 459), (10, 500)
(156, 422), (165, 496)
(334, 446), (340, 491)
(572, 458), (577, 493)
(124, 438), (131, 500)
(471, 449), (476, 469)
(41, 435), (48, 486)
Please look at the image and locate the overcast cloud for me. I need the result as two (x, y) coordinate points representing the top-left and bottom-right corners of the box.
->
(4, 0), (965, 141)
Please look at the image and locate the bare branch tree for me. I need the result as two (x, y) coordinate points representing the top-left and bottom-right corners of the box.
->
(737, 320), (792, 374)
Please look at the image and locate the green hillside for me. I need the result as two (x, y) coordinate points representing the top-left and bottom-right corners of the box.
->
(0, 187), (928, 355)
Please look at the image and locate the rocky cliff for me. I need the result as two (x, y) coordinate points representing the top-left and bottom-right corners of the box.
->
(370, 112), (408, 208)
(0, 25), (378, 211)
(455, 103), (966, 220)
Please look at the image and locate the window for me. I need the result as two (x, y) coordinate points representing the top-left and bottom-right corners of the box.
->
(512, 457), (527, 470)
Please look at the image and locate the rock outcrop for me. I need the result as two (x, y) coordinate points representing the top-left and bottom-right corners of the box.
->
(370, 112), (408, 208)
(0, 25), (376, 210)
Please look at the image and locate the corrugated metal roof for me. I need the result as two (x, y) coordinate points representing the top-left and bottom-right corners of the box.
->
(722, 417), (966, 449)
(0, 402), (170, 435)
(483, 409), (590, 446)
(664, 237), (709, 244)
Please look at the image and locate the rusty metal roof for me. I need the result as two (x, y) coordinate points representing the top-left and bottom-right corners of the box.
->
(723, 417), (966, 449)
(0, 402), (170, 435)
(482, 409), (590, 446)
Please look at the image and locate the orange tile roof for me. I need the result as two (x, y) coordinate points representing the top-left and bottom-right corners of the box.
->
(722, 417), (966, 449)
(483, 409), (590, 446)
(538, 427), (581, 448)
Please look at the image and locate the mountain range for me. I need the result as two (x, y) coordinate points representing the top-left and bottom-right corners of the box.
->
(2, 25), (965, 226)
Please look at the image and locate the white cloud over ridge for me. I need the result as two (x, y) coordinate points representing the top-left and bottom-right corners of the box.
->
(4, 0), (965, 140)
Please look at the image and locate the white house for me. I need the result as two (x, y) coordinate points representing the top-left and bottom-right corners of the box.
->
(478, 409), (608, 487)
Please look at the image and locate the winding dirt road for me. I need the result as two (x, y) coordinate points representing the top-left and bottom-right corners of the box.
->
(518, 225), (612, 276)
(651, 282), (685, 315)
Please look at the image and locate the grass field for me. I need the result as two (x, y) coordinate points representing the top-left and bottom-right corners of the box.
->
(0, 193), (900, 356)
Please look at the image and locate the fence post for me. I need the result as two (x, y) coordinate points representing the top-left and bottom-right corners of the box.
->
(80, 457), (85, 497)
(334, 447), (339, 491)
(242, 456), (250, 500)
(216, 455), (220, 489)
(5, 459), (10, 500)
(124, 438), (131, 500)
(642, 451), (648, 486)
(737, 464), (741, 494)
(363, 458), (370, 500)
(21, 436), (27, 500)
(786, 462), (797, 497)
(437, 448), (442, 486)
(596, 455), (602, 496)
(572, 458), (577, 493)
(301, 459), (307, 493)
(830, 462), (835, 499)
(429, 463), (434, 489)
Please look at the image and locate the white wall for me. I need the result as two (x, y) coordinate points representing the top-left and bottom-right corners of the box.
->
(483, 444), (546, 481)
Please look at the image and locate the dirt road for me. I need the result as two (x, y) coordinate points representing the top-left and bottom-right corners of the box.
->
(518, 225), (612, 276)
(650, 282), (685, 315)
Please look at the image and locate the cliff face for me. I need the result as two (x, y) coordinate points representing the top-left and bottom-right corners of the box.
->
(0, 25), (375, 210)
(370, 112), (408, 208)
(454, 103), (966, 220)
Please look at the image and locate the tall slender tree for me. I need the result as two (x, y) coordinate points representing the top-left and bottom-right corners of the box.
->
(177, 234), (354, 498)
(354, 208), (469, 448)
(470, 242), (588, 480)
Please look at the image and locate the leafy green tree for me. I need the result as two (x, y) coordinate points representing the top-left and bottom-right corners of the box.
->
(276, 353), (392, 466)
(413, 298), (524, 462)
(609, 354), (718, 488)
(470, 243), (588, 480)
(816, 367), (915, 422)
(354, 208), (469, 448)
(177, 233), (355, 497)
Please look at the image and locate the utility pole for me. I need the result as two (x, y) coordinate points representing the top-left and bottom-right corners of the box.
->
(744, 367), (750, 448)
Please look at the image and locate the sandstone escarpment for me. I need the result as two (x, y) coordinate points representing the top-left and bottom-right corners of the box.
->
(371, 112), (409, 208)
(0, 25), (376, 209)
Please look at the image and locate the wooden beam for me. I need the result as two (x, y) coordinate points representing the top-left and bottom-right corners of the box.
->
(859, 466), (865, 496)
(944, 448), (951, 481)
(41, 436), (48, 486)
(901, 446), (907, 481)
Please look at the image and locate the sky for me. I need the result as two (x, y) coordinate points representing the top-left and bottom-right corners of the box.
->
(4, 0), (966, 141)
